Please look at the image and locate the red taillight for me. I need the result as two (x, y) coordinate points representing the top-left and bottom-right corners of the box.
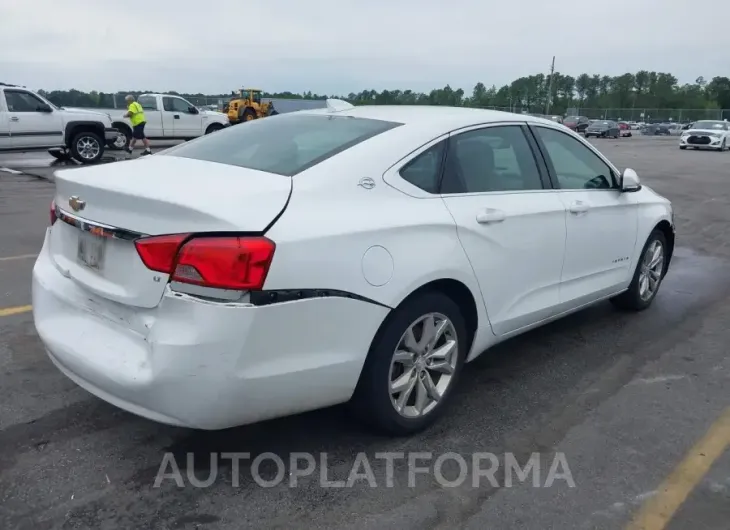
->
(135, 234), (190, 273)
(50, 199), (57, 225)
(134, 235), (276, 291)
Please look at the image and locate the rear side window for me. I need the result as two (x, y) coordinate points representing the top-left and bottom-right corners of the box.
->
(399, 141), (446, 193)
(138, 96), (158, 111)
(162, 114), (402, 176)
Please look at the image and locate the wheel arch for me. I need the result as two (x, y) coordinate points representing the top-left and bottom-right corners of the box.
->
(365, 277), (482, 371)
(64, 120), (105, 146)
(111, 121), (132, 136)
(654, 219), (675, 271)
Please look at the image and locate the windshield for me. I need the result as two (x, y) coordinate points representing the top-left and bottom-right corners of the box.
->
(564, 116), (579, 123)
(692, 121), (727, 130)
(161, 114), (402, 176)
(591, 121), (609, 127)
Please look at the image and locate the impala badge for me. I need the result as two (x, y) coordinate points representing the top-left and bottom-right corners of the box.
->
(68, 196), (85, 212)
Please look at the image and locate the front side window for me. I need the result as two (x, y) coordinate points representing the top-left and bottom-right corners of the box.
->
(533, 126), (616, 190)
(4, 90), (46, 112)
(399, 141), (446, 193)
(440, 125), (544, 194)
(161, 114), (402, 176)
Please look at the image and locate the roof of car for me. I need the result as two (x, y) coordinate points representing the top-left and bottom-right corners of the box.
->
(298, 105), (559, 130)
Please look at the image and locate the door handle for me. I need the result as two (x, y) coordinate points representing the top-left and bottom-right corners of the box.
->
(476, 208), (506, 224)
(173, 114), (180, 119)
(568, 200), (590, 214)
(10, 117), (19, 122)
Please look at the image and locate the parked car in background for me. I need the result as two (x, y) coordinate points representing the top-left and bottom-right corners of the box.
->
(103, 93), (230, 150)
(679, 120), (730, 151)
(563, 115), (591, 134)
(618, 122), (632, 137)
(585, 120), (620, 138)
(682, 122), (695, 130)
(641, 123), (671, 136)
(32, 104), (675, 435)
(666, 124), (684, 136)
(0, 82), (117, 164)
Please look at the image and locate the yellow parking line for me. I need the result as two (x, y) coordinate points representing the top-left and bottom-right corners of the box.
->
(0, 305), (32, 317)
(626, 406), (730, 530)
(0, 253), (36, 262)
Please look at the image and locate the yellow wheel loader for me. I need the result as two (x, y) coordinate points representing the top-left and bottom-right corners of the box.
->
(222, 88), (278, 125)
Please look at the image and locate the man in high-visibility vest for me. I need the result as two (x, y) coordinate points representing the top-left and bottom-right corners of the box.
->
(124, 95), (152, 156)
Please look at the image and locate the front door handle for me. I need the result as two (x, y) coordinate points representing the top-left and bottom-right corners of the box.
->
(568, 200), (590, 214)
(173, 114), (180, 119)
(476, 208), (506, 224)
(10, 117), (19, 122)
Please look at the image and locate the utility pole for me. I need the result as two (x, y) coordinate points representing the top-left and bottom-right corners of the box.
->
(545, 56), (556, 115)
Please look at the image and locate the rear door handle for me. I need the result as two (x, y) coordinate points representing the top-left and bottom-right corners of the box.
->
(476, 208), (506, 224)
(568, 200), (590, 214)
(10, 117), (19, 122)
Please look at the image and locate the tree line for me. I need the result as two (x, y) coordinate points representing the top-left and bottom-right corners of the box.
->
(32, 71), (730, 118)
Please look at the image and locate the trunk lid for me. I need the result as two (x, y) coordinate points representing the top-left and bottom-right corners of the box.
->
(50, 156), (291, 308)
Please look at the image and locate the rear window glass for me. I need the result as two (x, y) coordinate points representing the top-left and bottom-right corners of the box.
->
(161, 114), (402, 176)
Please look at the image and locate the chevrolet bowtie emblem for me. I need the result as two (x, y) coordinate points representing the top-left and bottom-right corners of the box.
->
(68, 196), (86, 212)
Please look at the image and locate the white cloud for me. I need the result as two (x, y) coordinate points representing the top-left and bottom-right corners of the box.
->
(1, 0), (727, 94)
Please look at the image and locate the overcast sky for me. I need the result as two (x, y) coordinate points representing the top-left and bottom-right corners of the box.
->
(1, 0), (727, 95)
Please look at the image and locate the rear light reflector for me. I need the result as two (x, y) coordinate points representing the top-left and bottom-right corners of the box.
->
(50, 199), (57, 225)
(134, 235), (276, 291)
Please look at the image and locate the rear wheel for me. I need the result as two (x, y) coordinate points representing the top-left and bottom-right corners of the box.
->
(70, 131), (104, 164)
(351, 291), (468, 435)
(611, 229), (667, 311)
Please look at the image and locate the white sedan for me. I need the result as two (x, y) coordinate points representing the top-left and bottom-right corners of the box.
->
(679, 120), (730, 151)
(32, 101), (675, 435)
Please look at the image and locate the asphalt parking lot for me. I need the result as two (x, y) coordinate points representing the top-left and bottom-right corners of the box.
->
(1, 135), (730, 530)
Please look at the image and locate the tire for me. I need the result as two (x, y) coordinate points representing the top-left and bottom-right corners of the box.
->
(69, 130), (104, 164)
(610, 229), (668, 311)
(351, 291), (469, 435)
(719, 139), (727, 152)
(107, 124), (130, 150)
(205, 123), (224, 135)
(679, 146), (686, 150)
(240, 108), (257, 122)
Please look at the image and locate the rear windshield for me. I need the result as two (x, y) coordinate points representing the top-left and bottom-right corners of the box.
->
(160, 114), (402, 176)
(564, 116), (579, 123)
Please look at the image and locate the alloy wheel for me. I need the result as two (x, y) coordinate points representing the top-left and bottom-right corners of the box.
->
(638, 240), (664, 301)
(76, 137), (100, 160)
(388, 313), (458, 418)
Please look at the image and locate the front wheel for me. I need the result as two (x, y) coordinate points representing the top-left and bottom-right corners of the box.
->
(107, 126), (130, 150)
(205, 123), (224, 135)
(70, 131), (104, 164)
(351, 291), (468, 435)
(611, 229), (668, 311)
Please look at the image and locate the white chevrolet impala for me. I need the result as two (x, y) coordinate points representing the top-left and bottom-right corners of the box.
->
(32, 101), (675, 435)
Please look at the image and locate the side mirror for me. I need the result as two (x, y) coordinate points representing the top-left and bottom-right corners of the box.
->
(621, 168), (641, 192)
(37, 104), (52, 113)
(188, 106), (199, 114)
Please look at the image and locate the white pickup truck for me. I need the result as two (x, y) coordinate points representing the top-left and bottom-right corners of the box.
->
(105, 93), (230, 149)
(0, 83), (118, 164)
